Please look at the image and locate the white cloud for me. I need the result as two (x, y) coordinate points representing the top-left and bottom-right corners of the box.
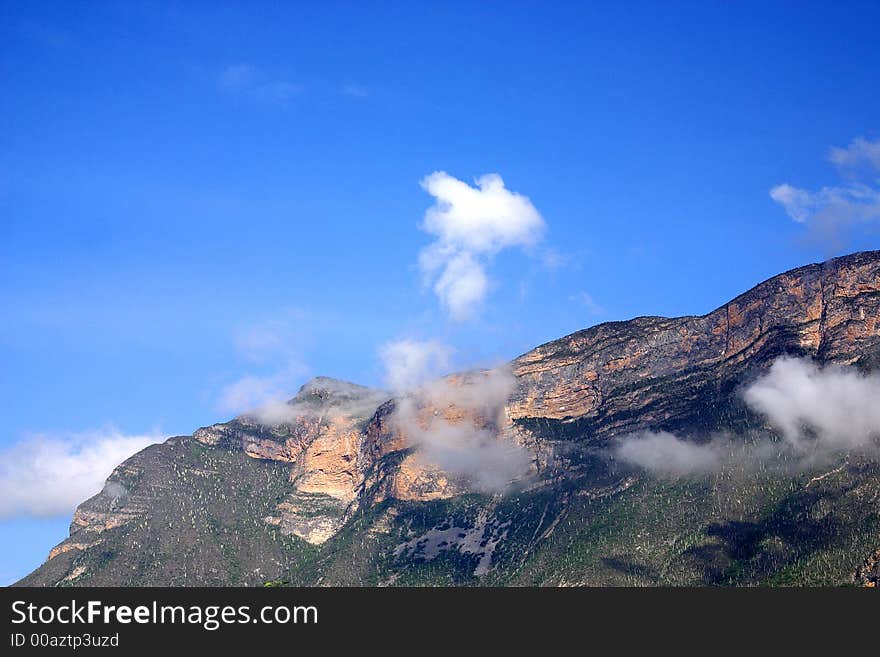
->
(770, 182), (880, 225)
(379, 339), (454, 392)
(829, 136), (880, 171)
(219, 373), (283, 413)
(539, 247), (570, 270)
(770, 136), (880, 238)
(243, 378), (389, 426)
(614, 431), (725, 478)
(743, 356), (880, 454)
(571, 291), (605, 316)
(217, 361), (307, 418)
(431, 252), (489, 321)
(420, 172), (545, 253)
(769, 183), (819, 223)
(224, 310), (397, 425)
(378, 340), (529, 491)
(232, 308), (310, 365)
(217, 309), (312, 421)
(615, 357), (880, 478)
(218, 64), (302, 104)
(419, 172), (546, 320)
(419, 367), (516, 414)
(0, 428), (161, 519)
(391, 368), (531, 492)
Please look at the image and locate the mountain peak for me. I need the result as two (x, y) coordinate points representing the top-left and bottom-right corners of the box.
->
(284, 376), (389, 420)
(295, 376), (381, 400)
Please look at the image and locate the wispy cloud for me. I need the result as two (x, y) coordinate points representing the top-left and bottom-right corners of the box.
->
(233, 308), (309, 365)
(387, 364), (531, 493)
(829, 136), (880, 172)
(374, 172), (545, 487)
(218, 64), (303, 105)
(570, 291), (605, 316)
(614, 431), (726, 478)
(614, 357), (880, 477)
(770, 182), (880, 225)
(418, 172), (546, 320)
(379, 339), (454, 392)
(743, 356), (880, 454)
(770, 136), (880, 245)
(217, 310), (310, 419)
(538, 247), (571, 270)
(0, 428), (162, 519)
(340, 82), (368, 98)
(240, 378), (388, 426)
(217, 362), (308, 417)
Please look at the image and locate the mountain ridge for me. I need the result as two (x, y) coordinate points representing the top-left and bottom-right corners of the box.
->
(17, 249), (880, 586)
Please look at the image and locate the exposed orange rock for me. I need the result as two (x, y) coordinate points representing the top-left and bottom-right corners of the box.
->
(508, 251), (880, 430)
(853, 546), (880, 587)
(48, 542), (98, 561)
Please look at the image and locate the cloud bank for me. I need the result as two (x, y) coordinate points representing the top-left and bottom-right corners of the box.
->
(743, 356), (880, 453)
(0, 429), (161, 519)
(614, 431), (726, 478)
(419, 172), (546, 320)
(614, 357), (880, 477)
(770, 136), (880, 242)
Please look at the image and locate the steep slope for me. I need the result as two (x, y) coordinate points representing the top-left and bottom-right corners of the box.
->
(17, 250), (880, 586)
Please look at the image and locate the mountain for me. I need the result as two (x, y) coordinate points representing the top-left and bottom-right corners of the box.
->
(17, 250), (880, 586)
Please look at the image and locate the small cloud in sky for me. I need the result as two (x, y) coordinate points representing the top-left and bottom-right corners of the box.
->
(538, 247), (571, 270)
(570, 291), (605, 316)
(0, 428), (161, 519)
(770, 182), (880, 225)
(340, 82), (368, 98)
(379, 338), (454, 392)
(828, 136), (880, 172)
(770, 136), (880, 245)
(217, 363), (307, 417)
(233, 308), (310, 365)
(769, 183), (818, 223)
(217, 310), (311, 417)
(418, 172), (546, 320)
(218, 64), (303, 104)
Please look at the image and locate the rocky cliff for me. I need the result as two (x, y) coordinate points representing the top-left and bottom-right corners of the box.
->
(510, 249), (880, 433)
(17, 250), (880, 587)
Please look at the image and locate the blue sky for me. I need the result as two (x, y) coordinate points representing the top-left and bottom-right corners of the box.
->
(1, 1), (879, 583)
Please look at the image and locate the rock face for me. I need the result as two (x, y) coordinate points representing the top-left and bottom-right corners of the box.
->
(509, 250), (880, 439)
(854, 547), (880, 587)
(194, 378), (388, 544)
(16, 250), (880, 587)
